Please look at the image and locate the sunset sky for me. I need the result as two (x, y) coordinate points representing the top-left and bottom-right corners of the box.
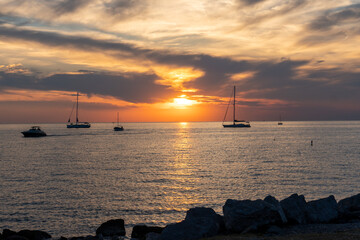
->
(0, 0), (359, 123)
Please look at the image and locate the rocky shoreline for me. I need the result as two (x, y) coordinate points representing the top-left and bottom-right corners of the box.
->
(1, 193), (360, 240)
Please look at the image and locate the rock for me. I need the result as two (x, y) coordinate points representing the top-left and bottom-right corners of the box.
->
(280, 194), (308, 224)
(96, 219), (126, 237)
(306, 195), (338, 223)
(338, 193), (360, 220)
(131, 225), (163, 240)
(265, 225), (283, 235)
(223, 198), (284, 233)
(145, 232), (161, 240)
(5, 235), (29, 240)
(264, 195), (287, 224)
(68, 236), (98, 240)
(160, 207), (224, 240)
(3, 230), (18, 239)
(17, 230), (51, 240)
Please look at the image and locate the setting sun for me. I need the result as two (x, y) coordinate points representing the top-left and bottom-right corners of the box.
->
(168, 95), (198, 109)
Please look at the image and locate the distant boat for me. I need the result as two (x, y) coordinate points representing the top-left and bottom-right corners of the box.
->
(222, 86), (251, 128)
(22, 126), (47, 137)
(114, 112), (124, 131)
(67, 92), (91, 128)
(278, 114), (283, 125)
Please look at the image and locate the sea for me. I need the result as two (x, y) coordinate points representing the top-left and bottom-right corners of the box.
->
(1, 121), (360, 238)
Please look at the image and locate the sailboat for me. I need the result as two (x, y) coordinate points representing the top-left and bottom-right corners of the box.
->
(114, 112), (124, 131)
(67, 92), (91, 128)
(278, 114), (283, 125)
(222, 86), (251, 128)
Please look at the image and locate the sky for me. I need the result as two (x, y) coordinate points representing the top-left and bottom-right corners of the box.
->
(0, 0), (360, 123)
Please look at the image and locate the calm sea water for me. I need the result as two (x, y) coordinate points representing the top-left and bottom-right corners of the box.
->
(1, 121), (360, 237)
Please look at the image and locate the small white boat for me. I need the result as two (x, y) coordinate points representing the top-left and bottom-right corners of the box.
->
(114, 112), (124, 131)
(222, 86), (251, 128)
(67, 92), (91, 128)
(22, 126), (47, 137)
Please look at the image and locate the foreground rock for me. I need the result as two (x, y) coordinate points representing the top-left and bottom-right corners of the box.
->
(223, 196), (286, 234)
(131, 224), (163, 240)
(95, 219), (125, 237)
(306, 195), (338, 223)
(160, 207), (224, 240)
(338, 193), (360, 221)
(2, 229), (51, 240)
(2, 193), (360, 240)
(280, 194), (308, 224)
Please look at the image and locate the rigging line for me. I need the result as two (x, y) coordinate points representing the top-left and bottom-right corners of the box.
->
(222, 87), (234, 123)
(68, 102), (76, 122)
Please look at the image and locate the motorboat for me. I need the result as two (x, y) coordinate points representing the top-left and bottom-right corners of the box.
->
(22, 126), (47, 137)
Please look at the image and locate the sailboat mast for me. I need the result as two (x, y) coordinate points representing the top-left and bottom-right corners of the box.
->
(76, 92), (79, 124)
(233, 86), (236, 124)
(117, 112), (119, 126)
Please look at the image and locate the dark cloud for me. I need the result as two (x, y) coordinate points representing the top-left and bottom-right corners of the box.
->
(239, 61), (360, 105)
(0, 24), (145, 55)
(241, 59), (308, 90)
(104, 0), (148, 20)
(0, 70), (175, 103)
(308, 4), (360, 31)
(236, 0), (267, 7)
(54, 0), (90, 15)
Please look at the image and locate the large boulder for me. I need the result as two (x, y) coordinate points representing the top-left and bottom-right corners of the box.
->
(306, 195), (338, 223)
(338, 193), (360, 220)
(264, 195), (287, 224)
(160, 207), (224, 240)
(223, 198), (285, 233)
(280, 194), (308, 224)
(131, 225), (163, 240)
(95, 219), (126, 237)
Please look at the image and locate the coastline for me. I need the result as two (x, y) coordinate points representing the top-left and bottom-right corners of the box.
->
(2, 193), (360, 240)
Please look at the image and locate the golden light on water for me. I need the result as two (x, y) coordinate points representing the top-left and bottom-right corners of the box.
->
(179, 122), (188, 127)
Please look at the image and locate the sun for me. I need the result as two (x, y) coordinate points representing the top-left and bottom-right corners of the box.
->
(168, 95), (198, 109)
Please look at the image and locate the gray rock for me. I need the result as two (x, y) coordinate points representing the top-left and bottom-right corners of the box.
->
(223, 198), (284, 233)
(160, 207), (223, 240)
(306, 195), (338, 223)
(280, 194), (308, 224)
(96, 219), (126, 237)
(338, 193), (360, 220)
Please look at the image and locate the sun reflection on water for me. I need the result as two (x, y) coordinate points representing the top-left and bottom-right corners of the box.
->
(162, 123), (205, 210)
